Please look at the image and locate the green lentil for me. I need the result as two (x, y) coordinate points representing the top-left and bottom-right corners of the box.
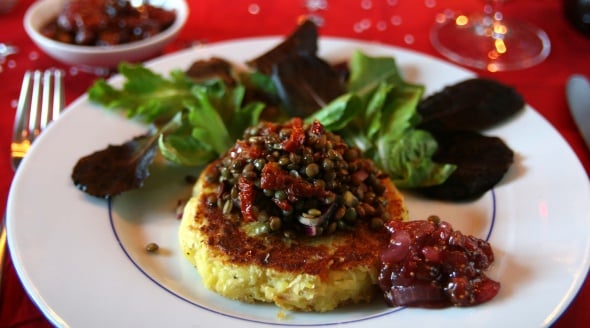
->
(145, 242), (159, 253)
(269, 216), (282, 231)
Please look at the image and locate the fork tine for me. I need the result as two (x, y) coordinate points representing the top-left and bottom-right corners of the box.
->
(11, 69), (65, 170)
(53, 69), (65, 121)
(28, 70), (42, 141)
(12, 71), (33, 144)
(40, 70), (53, 131)
(36, 69), (65, 133)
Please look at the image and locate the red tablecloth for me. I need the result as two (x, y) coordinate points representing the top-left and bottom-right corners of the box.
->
(1, 0), (589, 327)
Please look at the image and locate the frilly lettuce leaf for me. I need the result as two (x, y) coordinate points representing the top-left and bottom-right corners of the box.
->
(307, 50), (456, 188)
(88, 63), (265, 168)
(86, 50), (455, 196)
(88, 63), (195, 123)
(157, 112), (218, 167)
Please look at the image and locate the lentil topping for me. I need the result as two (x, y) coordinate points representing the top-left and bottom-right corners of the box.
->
(205, 118), (391, 237)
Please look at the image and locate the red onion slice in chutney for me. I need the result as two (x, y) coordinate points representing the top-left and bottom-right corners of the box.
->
(381, 230), (411, 263)
(386, 284), (447, 307)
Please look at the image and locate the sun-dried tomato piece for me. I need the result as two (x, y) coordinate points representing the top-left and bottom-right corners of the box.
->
(238, 176), (257, 222)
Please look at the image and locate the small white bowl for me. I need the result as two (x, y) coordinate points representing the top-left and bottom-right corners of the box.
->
(24, 0), (188, 68)
(0, 0), (19, 13)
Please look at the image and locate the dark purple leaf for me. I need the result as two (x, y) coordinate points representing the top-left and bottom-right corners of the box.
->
(272, 53), (345, 117)
(419, 130), (514, 200)
(71, 133), (158, 198)
(246, 19), (318, 75)
(417, 78), (525, 132)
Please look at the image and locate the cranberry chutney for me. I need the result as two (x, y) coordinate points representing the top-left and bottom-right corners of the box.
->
(379, 216), (500, 307)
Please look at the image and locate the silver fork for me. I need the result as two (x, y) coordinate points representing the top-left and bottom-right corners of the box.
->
(10, 70), (65, 169)
(0, 69), (65, 289)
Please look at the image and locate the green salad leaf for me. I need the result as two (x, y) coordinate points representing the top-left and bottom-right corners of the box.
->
(84, 50), (456, 198)
(88, 62), (265, 169)
(88, 63), (196, 123)
(184, 79), (265, 158)
(307, 50), (456, 188)
(157, 112), (218, 166)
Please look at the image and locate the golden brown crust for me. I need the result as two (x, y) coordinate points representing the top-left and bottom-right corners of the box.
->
(189, 161), (407, 280)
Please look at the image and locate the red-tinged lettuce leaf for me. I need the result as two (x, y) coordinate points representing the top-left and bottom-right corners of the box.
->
(185, 57), (237, 86)
(71, 134), (158, 198)
(246, 19), (318, 74)
(245, 20), (346, 118)
(272, 53), (346, 117)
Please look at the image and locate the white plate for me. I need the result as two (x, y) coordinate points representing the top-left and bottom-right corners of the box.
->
(7, 38), (590, 327)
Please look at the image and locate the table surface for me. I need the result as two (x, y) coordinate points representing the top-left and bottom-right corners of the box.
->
(1, 0), (589, 327)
